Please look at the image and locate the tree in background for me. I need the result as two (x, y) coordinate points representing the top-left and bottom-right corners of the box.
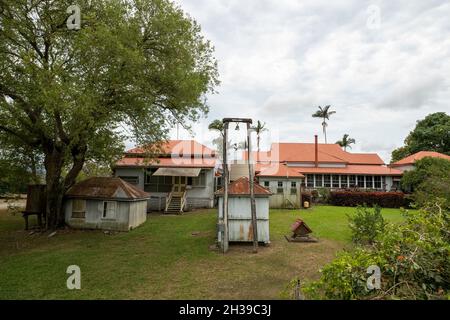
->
(312, 105), (336, 144)
(336, 134), (356, 151)
(208, 119), (225, 137)
(251, 120), (268, 152)
(391, 112), (450, 162)
(401, 157), (450, 207)
(0, 0), (218, 228)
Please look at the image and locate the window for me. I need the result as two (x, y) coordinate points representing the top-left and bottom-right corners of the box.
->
(306, 174), (314, 187)
(349, 175), (356, 187)
(374, 176), (382, 189)
(341, 175), (348, 188)
(263, 181), (270, 187)
(192, 170), (206, 187)
(357, 175), (365, 188)
(145, 169), (172, 192)
(332, 175), (340, 188)
(324, 175), (331, 187)
(119, 176), (139, 185)
(366, 176), (373, 189)
(290, 181), (297, 195)
(315, 174), (323, 187)
(102, 201), (117, 219)
(277, 181), (283, 194)
(72, 199), (86, 219)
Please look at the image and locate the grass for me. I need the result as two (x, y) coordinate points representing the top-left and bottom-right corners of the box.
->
(0, 205), (412, 299)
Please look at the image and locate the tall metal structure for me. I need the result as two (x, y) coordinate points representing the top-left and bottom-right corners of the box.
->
(220, 118), (258, 253)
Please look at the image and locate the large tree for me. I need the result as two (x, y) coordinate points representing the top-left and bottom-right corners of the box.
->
(0, 0), (218, 228)
(391, 112), (450, 162)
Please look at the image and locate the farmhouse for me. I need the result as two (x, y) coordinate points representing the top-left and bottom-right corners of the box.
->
(245, 136), (403, 202)
(113, 140), (217, 213)
(64, 177), (150, 231)
(390, 151), (450, 172)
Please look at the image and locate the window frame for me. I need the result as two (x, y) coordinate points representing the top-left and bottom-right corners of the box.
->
(71, 199), (86, 219)
(102, 201), (117, 220)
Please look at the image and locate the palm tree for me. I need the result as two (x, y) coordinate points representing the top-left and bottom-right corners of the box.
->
(208, 119), (224, 137)
(251, 120), (268, 153)
(336, 134), (356, 151)
(312, 105), (336, 143)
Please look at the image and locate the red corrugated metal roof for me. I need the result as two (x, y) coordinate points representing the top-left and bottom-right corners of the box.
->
(115, 157), (216, 168)
(126, 140), (215, 157)
(66, 177), (150, 200)
(391, 151), (450, 166)
(215, 177), (272, 196)
(256, 164), (304, 178)
(244, 143), (384, 165)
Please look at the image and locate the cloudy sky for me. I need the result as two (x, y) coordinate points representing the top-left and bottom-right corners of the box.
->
(169, 0), (450, 162)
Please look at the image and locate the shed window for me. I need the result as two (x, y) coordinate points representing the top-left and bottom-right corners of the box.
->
(102, 201), (117, 219)
(277, 181), (283, 194)
(290, 181), (297, 195)
(263, 181), (269, 187)
(72, 199), (86, 219)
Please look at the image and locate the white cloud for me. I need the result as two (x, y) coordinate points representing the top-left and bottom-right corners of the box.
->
(171, 0), (450, 162)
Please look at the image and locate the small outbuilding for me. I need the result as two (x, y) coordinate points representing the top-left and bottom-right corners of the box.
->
(64, 177), (150, 232)
(216, 177), (272, 244)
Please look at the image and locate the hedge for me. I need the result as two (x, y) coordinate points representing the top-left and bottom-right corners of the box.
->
(329, 191), (409, 208)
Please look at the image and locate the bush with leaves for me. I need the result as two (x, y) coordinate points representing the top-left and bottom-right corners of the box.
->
(347, 205), (386, 245)
(303, 199), (450, 300)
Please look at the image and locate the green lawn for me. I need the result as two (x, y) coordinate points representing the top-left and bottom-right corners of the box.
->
(0, 205), (412, 299)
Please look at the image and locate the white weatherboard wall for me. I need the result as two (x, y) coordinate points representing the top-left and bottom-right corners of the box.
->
(65, 199), (147, 231)
(218, 196), (270, 244)
(258, 178), (302, 208)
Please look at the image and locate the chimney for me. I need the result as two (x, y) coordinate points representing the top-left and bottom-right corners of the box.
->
(314, 135), (318, 168)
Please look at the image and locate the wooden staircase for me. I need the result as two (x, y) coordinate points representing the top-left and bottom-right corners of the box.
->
(165, 188), (187, 214)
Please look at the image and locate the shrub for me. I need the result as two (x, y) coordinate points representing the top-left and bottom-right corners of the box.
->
(329, 191), (408, 208)
(347, 205), (385, 245)
(303, 199), (450, 300)
(317, 187), (331, 204)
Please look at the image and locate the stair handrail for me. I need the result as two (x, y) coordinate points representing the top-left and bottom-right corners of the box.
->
(165, 185), (175, 212)
(180, 189), (187, 213)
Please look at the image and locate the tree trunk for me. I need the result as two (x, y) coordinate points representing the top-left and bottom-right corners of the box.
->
(44, 148), (65, 230)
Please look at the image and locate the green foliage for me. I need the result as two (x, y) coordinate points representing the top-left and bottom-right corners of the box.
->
(208, 119), (224, 136)
(347, 205), (385, 245)
(0, 0), (219, 226)
(401, 157), (450, 207)
(317, 187), (331, 203)
(336, 134), (356, 151)
(312, 105), (336, 143)
(304, 199), (450, 299)
(391, 112), (450, 162)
